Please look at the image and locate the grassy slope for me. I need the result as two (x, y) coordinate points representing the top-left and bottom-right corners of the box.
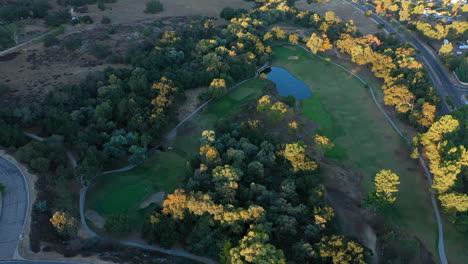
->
(273, 45), (468, 264)
(86, 79), (267, 224)
(272, 45), (449, 261)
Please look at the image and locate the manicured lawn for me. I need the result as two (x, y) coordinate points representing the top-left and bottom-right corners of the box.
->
(86, 79), (267, 227)
(272, 45), (457, 262)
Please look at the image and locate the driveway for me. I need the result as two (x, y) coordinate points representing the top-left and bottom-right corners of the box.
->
(0, 155), (28, 260)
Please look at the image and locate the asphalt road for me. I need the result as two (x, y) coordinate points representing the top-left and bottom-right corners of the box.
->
(0, 156), (28, 260)
(345, 0), (466, 115)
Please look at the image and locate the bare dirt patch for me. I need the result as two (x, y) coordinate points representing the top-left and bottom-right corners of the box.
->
(139, 191), (165, 208)
(84, 0), (253, 26)
(177, 86), (206, 121)
(295, 0), (381, 35)
(0, 40), (110, 105)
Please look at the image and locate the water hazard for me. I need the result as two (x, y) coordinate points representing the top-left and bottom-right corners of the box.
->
(264, 67), (311, 99)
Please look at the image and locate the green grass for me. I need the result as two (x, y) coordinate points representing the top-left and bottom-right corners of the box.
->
(87, 79), (267, 227)
(271, 44), (452, 261)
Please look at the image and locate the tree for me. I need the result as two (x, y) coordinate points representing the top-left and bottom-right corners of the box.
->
(325, 11), (336, 23)
(94, 101), (113, 124)
(314, 135), (334, 155)
(398, 0), (411, 22)
(230, 225), (286, 264)
(50, 211), (77, 237)
(143, 212), (179, 248)
(162, 189), (188, 219)
(200, 144), (221, 167)
(439, 193), (468, 212)
(129, 145), (147, 165)
(30, 157), (50, 173)
(414, 102), (436, 128)
(439, 43), (453, 55)
(383, 84), (414, 113)
(144, 0), (163, 14)
(212, 165), (243, 203)
(279, 142), (317, 172)
(0, 183), (5, 192)
(289, 34), (299, 44)
(101, 16), (111, 24)
(374, 169), (400, 203)
(76, 146), (103, 185)
(256, 96), (288, 123)
(209, 78), (228, 98)
(0, 24), (20, 44)
(316, 235), (366, 264)
(306, 33), (323, 54)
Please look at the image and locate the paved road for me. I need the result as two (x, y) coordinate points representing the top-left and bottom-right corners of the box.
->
(344, 0), (466, 115)
(0, 156), (28, 260)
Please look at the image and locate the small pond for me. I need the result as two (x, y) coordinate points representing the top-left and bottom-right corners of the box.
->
(264, 67), (311, 100)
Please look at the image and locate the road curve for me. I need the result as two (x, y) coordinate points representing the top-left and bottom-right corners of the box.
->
(0, 155), (28, 260)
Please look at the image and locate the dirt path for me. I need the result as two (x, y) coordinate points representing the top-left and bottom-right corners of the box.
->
(0, 30), (53, 57)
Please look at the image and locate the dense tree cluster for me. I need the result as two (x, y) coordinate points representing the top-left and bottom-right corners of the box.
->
(415, 21), (468, 41)
(143, 119), (367, 263)
(415, 106), (468, 232)
(335, 33), (437, 128)
(0, 0), (51, 22)
(1, 15), (272, 183)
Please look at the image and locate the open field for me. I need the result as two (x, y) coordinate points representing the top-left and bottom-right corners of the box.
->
(84, 0), (253, 25)
(295, 0), (381, 36)
(86, 79), (267, 227)
(272, 45), (468, 264)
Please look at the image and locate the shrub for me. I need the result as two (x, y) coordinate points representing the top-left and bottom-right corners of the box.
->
(81, 15), (94, 24)
(101, 16), (111, 24)
(63, 38), (82, 51)
(455, 61), (468, 83)
(43, 35), (60, 47)
(109, 54), (124, 64)
(104, 214), (130, 234)
(0, 82), (12, 96)
(98, 2), (106, 11)
(445, 96), (455, 109)
(0, 183), (5, 192)
(34, 200), (48, 213)
(144, 0), (163, 14)
(31, 157), (51, 173)
(197, 89), (213, 101)
(220, 7), (248, 20)
(45, 10), (71, 27)
(90, 44), (110, 59)
(282, 95), (296, 107)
